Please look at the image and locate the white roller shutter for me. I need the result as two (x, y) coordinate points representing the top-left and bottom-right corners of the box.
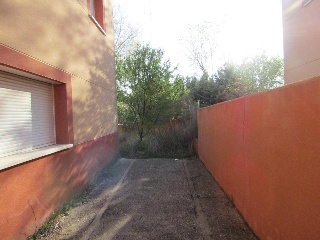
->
(0, 71), (55, 157)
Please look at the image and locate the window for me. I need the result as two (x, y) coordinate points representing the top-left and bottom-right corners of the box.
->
(0, 71), (56, 157)
(90, 0), (96, 17)
(89, 0), (106, 35)
(0, 44), (74, 170)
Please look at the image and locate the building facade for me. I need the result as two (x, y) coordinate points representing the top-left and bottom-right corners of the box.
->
(282, 0), (320, 83)
(0, 0), (118, 238)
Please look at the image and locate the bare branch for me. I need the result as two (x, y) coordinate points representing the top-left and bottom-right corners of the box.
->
(181, 22), (220, 75)
(113, 4), (140, 56)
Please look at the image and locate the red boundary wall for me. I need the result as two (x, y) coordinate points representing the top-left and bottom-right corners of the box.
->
(198, 77), (320, 240)
(0, 132), (118, 239)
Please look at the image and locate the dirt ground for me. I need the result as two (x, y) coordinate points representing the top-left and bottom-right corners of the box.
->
(42, 158), (257, 240)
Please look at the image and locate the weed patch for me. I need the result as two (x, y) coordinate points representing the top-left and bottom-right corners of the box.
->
(119, 120), (197, 158)
(27, 160), (117, 239)
(27, 201), (75, 240)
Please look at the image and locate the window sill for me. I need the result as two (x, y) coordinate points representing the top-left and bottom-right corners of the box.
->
(89, 15), (106, 35)
(0, 144), (73, 171)
(303, 0), (313, 7)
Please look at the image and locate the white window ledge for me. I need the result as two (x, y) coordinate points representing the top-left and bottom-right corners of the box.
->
(0, 144), (73, 171)
(303, 0), (313, 7)
(89, 15), (106, 35)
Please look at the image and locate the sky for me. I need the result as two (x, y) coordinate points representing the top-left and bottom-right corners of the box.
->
(113, 0), (284, 77)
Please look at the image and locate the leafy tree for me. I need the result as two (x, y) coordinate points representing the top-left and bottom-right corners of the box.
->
(186, 63), (244, 107)
(116, 44), (187, 140)
(214, 62), (245, 103)
(186, 74), (217, 107)
(185, 53), (283, 107)
(238, 53), (284, 94)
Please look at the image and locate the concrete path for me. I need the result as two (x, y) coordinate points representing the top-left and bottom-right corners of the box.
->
(45, 158), (257, 240)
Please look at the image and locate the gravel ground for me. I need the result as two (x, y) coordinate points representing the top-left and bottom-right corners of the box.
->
(43, 158), (257, 240)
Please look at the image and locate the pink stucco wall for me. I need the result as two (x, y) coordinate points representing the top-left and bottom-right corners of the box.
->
(0, 133), (118, 239)
(0, 1), (118, 238)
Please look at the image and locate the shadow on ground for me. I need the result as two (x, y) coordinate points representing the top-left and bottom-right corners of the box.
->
(43, 158), (257, 240)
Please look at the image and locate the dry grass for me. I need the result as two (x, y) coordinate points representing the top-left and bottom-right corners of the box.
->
(119, 119), (197, 158)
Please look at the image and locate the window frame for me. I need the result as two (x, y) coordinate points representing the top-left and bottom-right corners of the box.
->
(0, 70), (57, 158)
(0, 65), (73, 170)
(88, 0), (107, 35)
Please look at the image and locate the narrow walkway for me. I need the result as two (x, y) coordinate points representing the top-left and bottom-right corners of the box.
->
(45, 158), (257, 240)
